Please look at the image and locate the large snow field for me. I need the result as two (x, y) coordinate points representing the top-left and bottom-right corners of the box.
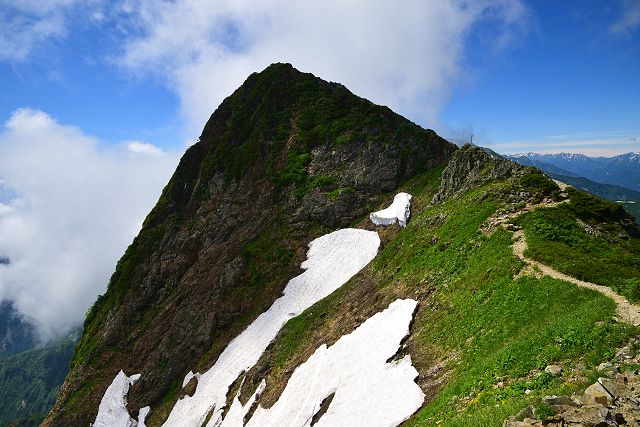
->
(162, 228), (381, 427)
(223, 298), (424, 427)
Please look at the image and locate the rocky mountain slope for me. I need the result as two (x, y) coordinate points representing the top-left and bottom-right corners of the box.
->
(43, 63), (454, 426)
(45, 65), (640, 427)
(0, 334), (76, 426)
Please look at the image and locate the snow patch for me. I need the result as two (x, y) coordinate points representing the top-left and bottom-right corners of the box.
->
(181, 370), (200, 388)
(94, 371), (144, 427)
(370, 193), (412, 227)
(222, 379), (267, 427)
(137, 406), (150, 427)
(163, 228), (380, 427)
(225, 298), (423, 427)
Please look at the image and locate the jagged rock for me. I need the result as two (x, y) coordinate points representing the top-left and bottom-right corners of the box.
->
(582, 383), (614, 406)
(432, 145), (531, 203)
(544, 365), (563, 376)
(562, 405), (613, 426)
(516, 364), (640, 427)
(503, 419), (542, 427)
(616, 346), (633, 360)
(598, 377), (630, 400)
(542, 395), (578, 407)
(515, 405), (534, 420)
(182, 376), (198, 398)
(598, 362), (613, 372)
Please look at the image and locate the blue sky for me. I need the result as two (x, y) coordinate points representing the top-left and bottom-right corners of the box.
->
(444, 0), (640, 155)
(0, 0), (638, 156)
(0, 0), (639, 336)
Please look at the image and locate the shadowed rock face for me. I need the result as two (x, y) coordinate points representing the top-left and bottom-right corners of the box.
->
(432, 144), (530, 204)
(44, 63), (455, 426)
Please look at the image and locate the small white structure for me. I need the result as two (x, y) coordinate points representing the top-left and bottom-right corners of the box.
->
(94, 371), (149, 427)
(370, 193), (412, 227)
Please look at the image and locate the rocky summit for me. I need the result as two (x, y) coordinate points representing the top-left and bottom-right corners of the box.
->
(43, 63), (454, 426)
(43, 64), (640, 427)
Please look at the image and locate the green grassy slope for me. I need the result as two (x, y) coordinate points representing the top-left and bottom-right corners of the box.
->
(244, 167), (637, 426)
(516, 188), (640, 303)
(548, 173), (640, 223)
(0, 337), (75, 426)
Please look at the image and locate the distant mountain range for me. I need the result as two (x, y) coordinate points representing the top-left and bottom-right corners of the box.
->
(508, 152), (640, 192)
(0, 300), (38, 356)
(0, 332), (77, 426)
(0, 300), (78, 426)
(507, 152), (640, 222)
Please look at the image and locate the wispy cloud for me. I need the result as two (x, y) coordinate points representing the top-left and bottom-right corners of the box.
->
(0, 0), (79, 61)
(0, 108), (180, 339)
(610, 0), (640, 34)
(115, 0), (529, 134)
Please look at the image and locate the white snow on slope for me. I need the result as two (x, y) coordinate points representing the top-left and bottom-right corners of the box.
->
(163, 228), (380, 427)
(181, 370), (200, 388)
(94, 371), (146, 427)
(370, 192), (412, 227)
(221, 298), (423, 427)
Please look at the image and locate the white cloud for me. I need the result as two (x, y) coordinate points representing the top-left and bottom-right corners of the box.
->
(125, 140), (163, 155)
(0, 108), (180, 340)
(116, 0), (528, 134)
(0, 0), (78, 61)
(610, 0), (640, 34)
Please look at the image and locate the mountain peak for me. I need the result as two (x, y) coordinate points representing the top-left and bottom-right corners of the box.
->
(44, 66), (455, 426)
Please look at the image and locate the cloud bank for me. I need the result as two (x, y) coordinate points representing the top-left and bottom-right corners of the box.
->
(0, 109), (180, 339)
(116, 0), (528, 134)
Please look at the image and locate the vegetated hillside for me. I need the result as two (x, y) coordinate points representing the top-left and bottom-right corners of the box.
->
(0, 334), (76, 426)
(0, 301), (38, 357)
(0, 301), (78, 426)
(508, 155), (640, 223)
(44, 63), (455, 426)
(547, 174), (640, 224)
(509, 152), (640, 192)
(514, 187), (640, 302)
(238, 146), (639, 426)
(45, 64), (640, 426)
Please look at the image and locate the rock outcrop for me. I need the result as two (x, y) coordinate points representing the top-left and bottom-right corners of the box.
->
(432, 144), (531, 203)
(505, 344), (640, 427)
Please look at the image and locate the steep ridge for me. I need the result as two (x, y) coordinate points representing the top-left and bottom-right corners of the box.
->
(234, 146), (640, 426)
(44, 64), (640, 426)
(44, 63), (454, 426)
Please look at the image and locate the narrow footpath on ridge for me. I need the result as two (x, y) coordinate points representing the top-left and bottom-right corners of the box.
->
(481, 178), (640, 327)
(510, 227), (640, 327)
